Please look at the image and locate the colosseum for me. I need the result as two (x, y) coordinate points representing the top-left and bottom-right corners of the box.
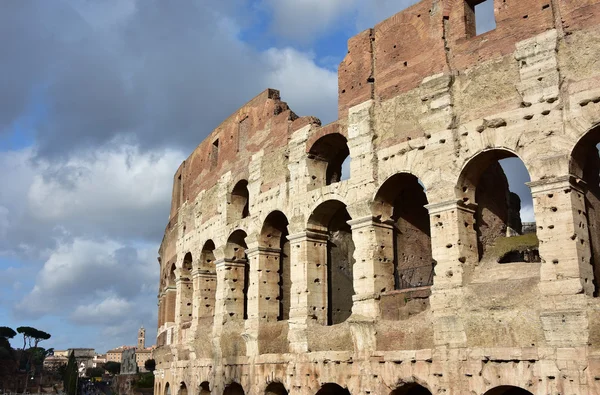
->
(153, 0), (600, 393)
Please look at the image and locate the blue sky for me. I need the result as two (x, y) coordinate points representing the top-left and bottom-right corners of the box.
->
(0, 0), (515, 353)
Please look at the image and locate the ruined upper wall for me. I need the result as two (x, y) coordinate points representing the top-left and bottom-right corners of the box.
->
(165, 0), (600, 232)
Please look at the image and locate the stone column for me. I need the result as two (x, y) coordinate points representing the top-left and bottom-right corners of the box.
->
(244, 244), (282, 355)
(426, 200), (475, 348)
(246, 245), (282, 322)
(191, 268), (217, 320)
(529, 175), (594, 296)
(213, 258), (247, 324)
(347, 216), (395, 318)
(164, 287), (177, 324)
(287, 230), (328, 353)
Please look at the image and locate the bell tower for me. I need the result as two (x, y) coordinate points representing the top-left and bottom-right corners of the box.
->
(137, 326), (145, 349)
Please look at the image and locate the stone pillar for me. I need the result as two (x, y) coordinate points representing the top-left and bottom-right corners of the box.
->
(530, 176), (594, 296)
(426, 200), (475, 348)
(164, 287), (176, 324)
(246, 246), (282, 322)
(287, 230), (328, 353)
(244, 244), (282, 355)
(348, 216), (395, 318)
(191, 268), (217, 320)
(213, 258), (247, 324)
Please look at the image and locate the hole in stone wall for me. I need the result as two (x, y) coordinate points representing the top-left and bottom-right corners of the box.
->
(260, 211), (291, 321)
(390, 383), (432, 395)
(308, 133), (350, 187)
(230, 180), (250, 221)
(459, 150), (538, 263)
(465, 0), (497, 37)
(571, 128), (600, 296)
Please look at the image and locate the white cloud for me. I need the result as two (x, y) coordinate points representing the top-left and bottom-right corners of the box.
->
(263, 48), (338, 124)
(71, 294), (134, 325)
(262, 0), (356, 41)
(16, 238), (158, 319)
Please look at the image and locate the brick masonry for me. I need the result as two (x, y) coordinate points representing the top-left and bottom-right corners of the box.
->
(153, 0), (600, 394)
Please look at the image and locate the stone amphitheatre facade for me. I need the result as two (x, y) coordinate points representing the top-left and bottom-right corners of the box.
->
(153, 0), (600, 394)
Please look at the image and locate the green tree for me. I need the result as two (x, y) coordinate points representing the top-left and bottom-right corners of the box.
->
(85, 367), (104, 378)
(104, 361), (121, 375)
(144, 359), (156, 372)
(16, 327), (51, 394)
(64, 351), (77, 395)
(0, 327), (17, 391)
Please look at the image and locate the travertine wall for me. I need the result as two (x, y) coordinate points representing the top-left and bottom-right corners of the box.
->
(153, 0), (600, 394)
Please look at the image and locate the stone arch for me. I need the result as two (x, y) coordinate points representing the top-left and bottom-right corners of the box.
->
(179, 382), (188, 395)
(307, 133), (350, 187)
(229, 180), (250, 222)
(199, 382), (211, 395)
(223, 382), (245, 395)
(196, 240), (217, 320)
(264, 382), (288, 395)
(390, 382), (432, 395)
(570, 124), (600, 295)
(308, 199), (355, 325)
(179, 253), (193, 326)
(260, 211), (291, 320)
(483, 386), (533, 395)
(165, 383), (171, 395)
(373, 173), (433, 290)
(315, 383), (350, 395)
(225, 230), (250, 320)
(456, 149), (539, 262)
(165, 263), (177, 324)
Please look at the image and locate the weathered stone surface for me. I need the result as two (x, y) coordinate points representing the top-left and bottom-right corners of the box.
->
(153, 1), (600, 394)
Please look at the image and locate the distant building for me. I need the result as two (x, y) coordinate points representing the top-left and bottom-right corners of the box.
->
(106, 326), (154, 372)
(92, 354), (106, 368)
(43, 355), (68, 371)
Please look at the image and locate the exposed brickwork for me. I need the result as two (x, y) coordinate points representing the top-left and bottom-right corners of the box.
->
(153, 0), (600, 394)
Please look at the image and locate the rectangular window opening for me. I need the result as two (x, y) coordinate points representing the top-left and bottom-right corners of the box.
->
(211, 139), (219, 168)
(466, 0), (496, 37)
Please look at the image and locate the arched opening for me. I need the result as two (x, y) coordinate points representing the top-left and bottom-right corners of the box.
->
(458, 150), (539, 263)
(315, 383), (350, 395)
(483, 386), (533, 395)
(196, 240), (217, 319)
(229, 180), (250, 221)
(225, 230), (250, 320)
(199, 382), (211, 395)
(260, 211), (291, 321)
(308, 200), (355, 325)
(571, 126), (600, 295)
(166, 264), (177, 323)
(373, 173), (433, 290)
(308, 133), (350, 187)
(158, 382), (162, 395)
(265, 382), (288, 395)
(223, 382), (245, 395)
(179, 253), (193, 326)
(390, 383), (432, 395)
(165, 383), (171, 395)
(179, 383), (188, 395)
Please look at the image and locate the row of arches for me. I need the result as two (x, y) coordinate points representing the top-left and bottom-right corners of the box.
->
(160, 146), (553, 329)
(160, 381), (534, 395)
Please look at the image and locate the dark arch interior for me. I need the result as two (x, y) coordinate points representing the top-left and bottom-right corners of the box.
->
(180, 254), (193, 324)
(571, 126), (600, 296)
(182, 252), (193, 279)
(165, 383), (171, 395)
(458, 150), (538, 262)
(168, 263), (176, 286)
(261, 211), (291, 321)
(308, 133), (350, 185)
(199, 382), (210, 395)
(200, 240), (216, 270)
(179, 382), (188, 395)
(308, 200), (355, 325)
(315, 383), (351, 395)
(226, 230), (250, 319)
(390, 383), (432, 395)
(231, 180), (250, 219)
(224, 382), (245, 395)
(374, 173), (433, 290)
(484, 386), (533, 395)
(265, 382), (288, 395)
